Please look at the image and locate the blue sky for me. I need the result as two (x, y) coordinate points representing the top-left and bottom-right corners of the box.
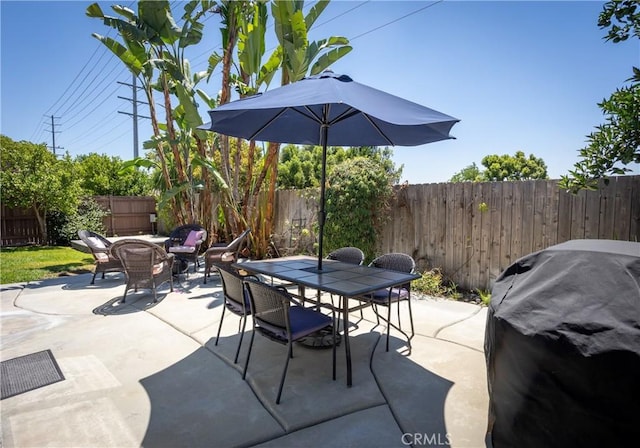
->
(1, 0), (638, 184)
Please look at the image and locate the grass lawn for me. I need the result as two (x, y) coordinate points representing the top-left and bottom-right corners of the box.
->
(0, 246), (95, 284)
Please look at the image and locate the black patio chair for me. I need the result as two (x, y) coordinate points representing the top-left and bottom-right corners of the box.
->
(242, 279), (336, 404)
(320, 247), (365, 314)
(326, 246), (365, 265)
(77, 230), (124, 284)
(358, 253), (415, 352)
(164, 224), (207, 273)
(214, 263), (260, 364)
(111, 239), (174, 303)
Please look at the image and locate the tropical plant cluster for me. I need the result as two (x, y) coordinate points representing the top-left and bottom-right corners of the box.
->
(86, 0), (353, 257)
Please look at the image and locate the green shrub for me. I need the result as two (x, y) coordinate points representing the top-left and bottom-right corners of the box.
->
(412, 268), (461, 299)
(477, 289), (491, 305)
(324, 157), (395, 262)
(47, 198), (107, 245)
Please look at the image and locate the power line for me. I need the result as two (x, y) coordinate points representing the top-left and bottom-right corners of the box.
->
(349, 1), (444, 42)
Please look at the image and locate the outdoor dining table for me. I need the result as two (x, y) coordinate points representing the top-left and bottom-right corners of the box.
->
(233, 255), (421, 387)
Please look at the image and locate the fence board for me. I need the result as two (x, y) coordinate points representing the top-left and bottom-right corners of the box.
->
(614, 176), (633, 240)
(488, 182), (503, 285)
(499, 181), (513, 274)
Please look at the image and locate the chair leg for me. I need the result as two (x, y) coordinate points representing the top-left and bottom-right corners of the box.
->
(242, 330), (256, 380)
(276, 342), (293, 404)
(332, 321), (337, 381)
(407, 297), (415, 341)
(91, 270), (98, 285)
(215, 306), (227, 346)
(234, 314), (248, 364)
(386, 302), (392, 352)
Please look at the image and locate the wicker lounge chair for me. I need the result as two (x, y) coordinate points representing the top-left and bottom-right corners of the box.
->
(203, 228), (251, 284)
(110, 239), (174, 303)
(164, 224), (207, 273)
(77, 230), (124, 284)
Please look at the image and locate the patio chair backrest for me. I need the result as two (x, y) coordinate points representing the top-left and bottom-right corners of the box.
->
(217, 264), (248, 311)
(244, 279), (290, 334)
(369, 253), (415, 290)
(111, 239), (170, 280)
(227, 228), (251, 253)
(78, 230), (112, 252)
(326, 247), (365, 265)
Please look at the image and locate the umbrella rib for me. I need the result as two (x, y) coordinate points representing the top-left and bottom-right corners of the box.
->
(248, 107), (292, 141)
(360, 112), (394, 146)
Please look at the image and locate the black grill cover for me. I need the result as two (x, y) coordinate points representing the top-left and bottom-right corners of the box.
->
(485, 239), (640, 448)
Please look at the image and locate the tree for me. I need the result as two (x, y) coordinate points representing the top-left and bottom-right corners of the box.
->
(75, 153), (151, 196)
(449, 162), (483, 183)
(0, 135), (80, 243)
(481, 151), (548, 181)
(560, 0), (640, 192)
(278, 145), (401, 190)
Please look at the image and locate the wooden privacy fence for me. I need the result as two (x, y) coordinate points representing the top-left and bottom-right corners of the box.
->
(93, 196), (156, 237)
(274, 176), (640, 291)
(1, 196), (156, 246)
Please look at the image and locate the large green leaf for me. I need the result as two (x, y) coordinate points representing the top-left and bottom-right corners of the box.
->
(139, 0), (181, 45)
(238, 3), (267, 80)
(206, 52), (223, 81)
(191, 154), (229, 190)
(111, 4), (136, 21)
(305, 0), (329, 30)
(310, 46), (352, 75)
(179, 18), (204, 48)
(92, 34), (143, 74)
(257, 48), (281, 88)
(85, 3), (104, 18)
(174, 83), (203, 130)
(121, 158), (158, 171)
(196, 89), (217, 110)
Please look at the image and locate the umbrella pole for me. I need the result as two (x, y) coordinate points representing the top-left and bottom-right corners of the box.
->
(317, 124), (329, 272)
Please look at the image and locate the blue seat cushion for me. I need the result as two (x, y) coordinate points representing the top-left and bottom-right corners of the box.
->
(257, 306), (332, 342)
(368, 287), (409, 304)
(226, 290), (251, 315)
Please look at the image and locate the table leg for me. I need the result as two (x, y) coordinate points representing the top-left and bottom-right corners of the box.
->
(342, 294), (352, 387)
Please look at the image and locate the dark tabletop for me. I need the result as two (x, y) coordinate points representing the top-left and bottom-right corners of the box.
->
(235, 256), (420, 297)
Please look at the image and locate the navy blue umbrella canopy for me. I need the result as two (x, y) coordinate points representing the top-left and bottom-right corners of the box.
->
(201, 71), (459, 270)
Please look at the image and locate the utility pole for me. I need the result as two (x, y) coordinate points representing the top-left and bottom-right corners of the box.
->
(118, 74), (150, 159)
(46, 115), (63, 155)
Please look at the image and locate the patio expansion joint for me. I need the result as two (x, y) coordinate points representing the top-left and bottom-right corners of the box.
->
(430, 306), (485, 353)
(367, 333), (412, 437)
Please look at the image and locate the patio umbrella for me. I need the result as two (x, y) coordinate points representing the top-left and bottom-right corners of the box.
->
(201, 71), (459, 271)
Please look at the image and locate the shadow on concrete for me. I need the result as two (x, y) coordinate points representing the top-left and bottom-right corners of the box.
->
(92, 292), (170, 316)
(139, 331), (452, 447)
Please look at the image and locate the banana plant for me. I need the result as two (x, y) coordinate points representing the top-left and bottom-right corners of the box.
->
(87, 1), (221, 230)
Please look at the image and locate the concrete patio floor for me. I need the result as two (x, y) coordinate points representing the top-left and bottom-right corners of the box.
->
(1, 268), (489, 447)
